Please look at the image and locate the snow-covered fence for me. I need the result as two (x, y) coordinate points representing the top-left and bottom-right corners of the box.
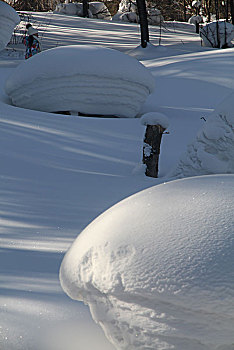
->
(141, 112), (169, 178)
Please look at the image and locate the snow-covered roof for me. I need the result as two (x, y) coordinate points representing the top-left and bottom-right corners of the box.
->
(0, 1), (20, 51)
(5, 45), (155, 117)
(60, 174), (234, 350)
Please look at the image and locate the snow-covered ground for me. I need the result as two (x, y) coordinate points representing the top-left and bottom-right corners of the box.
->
(0, 12), (234, 350)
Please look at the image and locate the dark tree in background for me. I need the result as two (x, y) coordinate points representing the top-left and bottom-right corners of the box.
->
(4, 0), (234, 23)
(5, 0), (58, 11)
(136, 0), (149, 47)
(82, 0), (89, 16)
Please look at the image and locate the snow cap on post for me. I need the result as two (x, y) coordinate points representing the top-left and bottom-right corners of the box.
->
(141, 112), (169, 129)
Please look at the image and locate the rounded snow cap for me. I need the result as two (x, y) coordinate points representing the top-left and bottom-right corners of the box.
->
(60, 174), (234, 350)
(141, 111), (169, 129)
(5, 45), (155, 118)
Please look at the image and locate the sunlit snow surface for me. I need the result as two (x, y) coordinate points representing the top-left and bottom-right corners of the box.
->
(60, 175), (234, 350)
(1, 10), (234, 350)
(5, 45), (155, 117)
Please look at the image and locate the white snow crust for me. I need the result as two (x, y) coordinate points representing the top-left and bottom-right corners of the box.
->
(172, 92), (234, 178)
(60, 175), (234, 350)
(0, 1), (20, 51)
(5, 44), (155, 117)
(141, 112), (169, 129)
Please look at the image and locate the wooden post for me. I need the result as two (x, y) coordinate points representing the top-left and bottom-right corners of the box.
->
(143, 124), (165, 178)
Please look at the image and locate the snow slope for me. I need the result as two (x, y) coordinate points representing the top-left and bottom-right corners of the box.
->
(0, 12), (234, 350)
(0, 1), (20, 51)
(60, 175), (234, 350)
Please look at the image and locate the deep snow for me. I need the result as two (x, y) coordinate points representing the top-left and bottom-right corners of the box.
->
(5, 44), (155, 117)
(0, 0), (20, 51)
(0, 10), (234, 350)
(60, 175), (234, 350)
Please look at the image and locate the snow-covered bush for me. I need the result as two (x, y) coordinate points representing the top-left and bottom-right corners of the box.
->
(60, 174), (234, 350)
(0, 1), (20, 51)
(89, 2), (112, 20)
(113, 0), (163, 24)
(118, 0), (137, 13)
(54, 2), (112, 20)
(147, 7), (164, 25)
(200, 20), (234, 48)
(5, 45), (155, 118)
(172, 92), (234, 178)
(112, 0), (138, 22)
(188, 14), (203, 25)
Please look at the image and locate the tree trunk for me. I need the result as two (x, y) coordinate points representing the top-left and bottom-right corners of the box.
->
(143, 125), (165, 178)
(136, 0), (149, 48)
(231, 0), (234, 24)
(83, 0), (89, 17)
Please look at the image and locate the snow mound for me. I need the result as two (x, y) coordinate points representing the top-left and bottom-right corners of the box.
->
(60, 175), (234, 350)
(54, 2), (112, 20)
(5, 45), (155, 117)
(188, 15), (203, 25)
(113, 0), (163, 24)
(200, 21), (234, 48)
(0, 1), (20, 52)
(172, 92), (234, 178)
(141, 111), (169, 129)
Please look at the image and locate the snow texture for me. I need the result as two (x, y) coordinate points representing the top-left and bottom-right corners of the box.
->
(60, 175), (234, 350)
(5, 45), (155, 117)
(0, 1), (20, 51)
(172, 92), (234, 178)
(141, 112), (169, 129)
(200, 21), (234, 48)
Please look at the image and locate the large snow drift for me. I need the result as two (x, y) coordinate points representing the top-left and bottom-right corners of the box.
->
(172, 92), (234, 178)
(0, 1), (20, 51)
(200, 21), (234, 48)
(55, 2), (112, 20)
(60, 175), (234, 350)
(5, 45), (155, 117)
